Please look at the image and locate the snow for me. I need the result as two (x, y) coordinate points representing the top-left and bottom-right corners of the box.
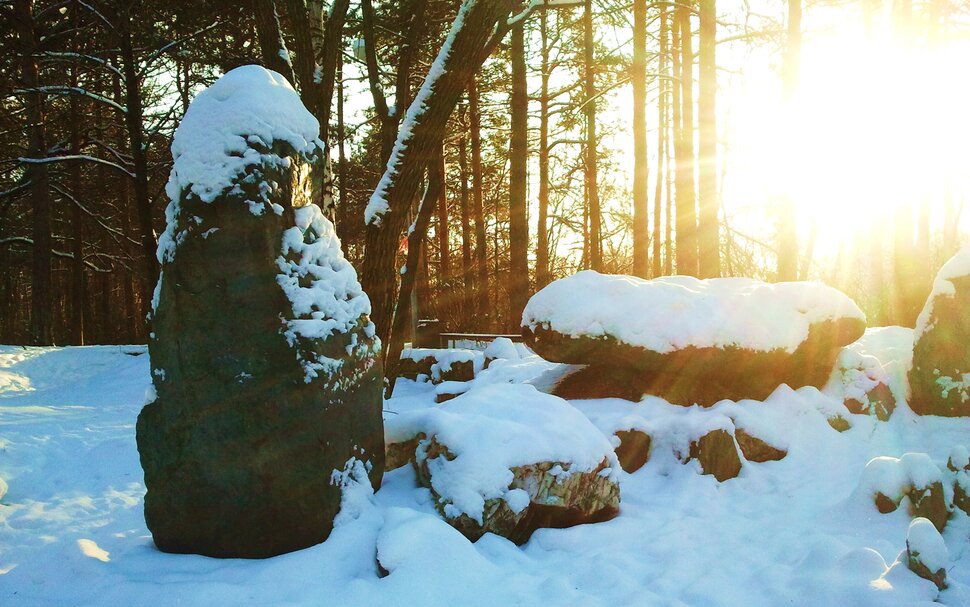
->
(523, 271), (866, 355)
(483, 337), (520, 362)
(157, 65), (324, 265)
(826, 326), (914, 406)
(907, 517), (949, 572)
(400, 348), (484, 382)
(950, 446), (970, 470)
(388, 383), (619, 524)
(915, 247), (970, 339)
(364, 3), (471, 226)
(3, 345), (970, 606)
(277, 204), (379, 383)
(857, 452), (943, 502)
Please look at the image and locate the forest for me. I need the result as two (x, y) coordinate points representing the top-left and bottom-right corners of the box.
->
(1, 0), (967, 348)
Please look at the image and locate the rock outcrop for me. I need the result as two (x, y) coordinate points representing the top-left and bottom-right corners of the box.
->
(910, 248), (970, 416)
(523, 272), (866, 406)
(387, 384), (620, 544)
(137, 66), (383, 559)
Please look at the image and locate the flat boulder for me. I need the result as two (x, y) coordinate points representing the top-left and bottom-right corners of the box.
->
(910, 248), (970, 416)
(398, 348), (484, 384)
(523, 271), (866, 405)
(137, 66), (383, 558)
(398, 384), (620, 544)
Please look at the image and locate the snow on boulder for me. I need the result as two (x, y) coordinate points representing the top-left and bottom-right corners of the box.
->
(524, 271), (866, 406)
(392, 384), (620, 544)
(138, 66), (383, 559)
(398, 348), (484, 384)
(483, 337), (520, 368)
(906, 517), (948, 590)
(0, 475), (7, 501)
(948, 446), (970, 515)
(856, 453), (950, 531)
(910, 247), (970, 416)
(825, 327), (913, 421)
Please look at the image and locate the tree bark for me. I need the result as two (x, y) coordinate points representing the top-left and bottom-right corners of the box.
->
(776, 0), (800, 281)
(470, 79), (489, 328)
(509, 22), (530, 326)
(120, 16), (159, 315)
(583, 0), (603, 271)
(458, 129), (474, 313)
(253, 0), (296, 83)
(536, 10), (552, 288)
(631, 0), (650, 278)
(697, 0), (719, 278)
(69, 30), (85, 345)
(674, 3), (698, 277)
(653, 5), (668, 278)
(360, 0), (517, 350)
(435, 145), (450, 285)
(16, 0), (53, 345)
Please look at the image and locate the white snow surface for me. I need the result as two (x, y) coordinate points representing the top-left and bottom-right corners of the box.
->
(165, 65), (321, 207)
(389, 384), (618, 524)
(277, 204), (378, 382)
(826, 326), (914, 407)
(915, 247), (970, 339)
(3, 345), (970, 606)
(522, 271), (866, 355)
(484, 337), (520, 362)
(907, 517), (950, 572)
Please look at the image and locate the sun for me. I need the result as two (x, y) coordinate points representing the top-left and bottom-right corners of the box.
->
(765, 27), (970, 252)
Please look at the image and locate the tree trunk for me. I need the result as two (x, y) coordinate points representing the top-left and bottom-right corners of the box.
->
(697, 0), (719, 278)
(631, 0), (650, 278)
(776, 0), (800, 281)
(666, 9), (678, 277)
(470, 80), (489, 328)
(360, 0), (516, 350)
(674, 4), (698, 277)
(120, 19), (159, 316)
(509, 22), (530, 325)
(458, 130), (474, 315)
(384, 151), (444, 397)
(436, 145), (450, 286)
(69, 41), (85, 345)
(16, 0), (53, 345)
(583, 0), (603, 271)
(653, 6), (668, 278)
(252, 0), (295, 83)
(536, 10), (552, 289)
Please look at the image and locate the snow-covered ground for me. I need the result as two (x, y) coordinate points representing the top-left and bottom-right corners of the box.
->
(1, 344), (969, 606)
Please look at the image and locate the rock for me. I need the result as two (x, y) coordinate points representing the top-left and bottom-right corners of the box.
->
(906, 518), (948, 591)
(434, 381), (471, 404)
(398, 348), (484, 384)
(549, 364), (646, 402)
(843, 381), (895, 421)
(947, 446), (969, 471)
(613, 430), (652, 473)
(137, 67), (383, 559)
(688, 429), (742, 482)
(735, 428), (787, 463)
(909, 481), (950, 533)
(859, 454), (950, 530)
(954, 472), (970, 515)
(416, 437), (619, 544)
(405, 384), (621, 544)
(910, 248), (970, 416)
(385, 433), (424, 471)
(523, 272), (866, 406)
(827, 415), (851, 432)
(826, 327), (911, 421)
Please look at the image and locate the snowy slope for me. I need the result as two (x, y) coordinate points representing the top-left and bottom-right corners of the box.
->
(2, 345), (970, 606)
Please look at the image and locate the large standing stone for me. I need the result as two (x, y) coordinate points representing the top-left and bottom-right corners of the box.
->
(910, 248), (970, 416)
(523, 272), (866, 406)
(136, 66), (384, 558)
